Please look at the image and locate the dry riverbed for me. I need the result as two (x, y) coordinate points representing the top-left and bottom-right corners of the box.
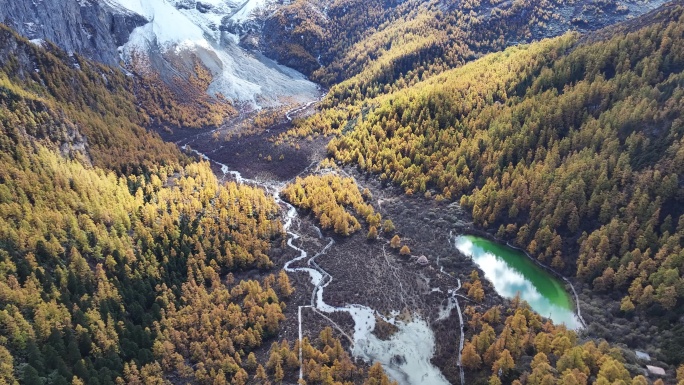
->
(157, 105), (507, 385)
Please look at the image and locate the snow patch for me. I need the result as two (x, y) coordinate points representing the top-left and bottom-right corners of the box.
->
(353, 316), (450, 385)
(104, 0), (315, 107)
(104, 0), (208, 51)
(230, 0), (272, 23)
(29, 38), (46, 47)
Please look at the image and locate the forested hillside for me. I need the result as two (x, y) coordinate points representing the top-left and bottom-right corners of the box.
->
(283, 0), (684, 366)
(462, 289), (655, 385)
(0, 24), (397, 385)
(283, 173), (385, 236)
(265, 0), (665, 106)
(4, 0), (684, 382)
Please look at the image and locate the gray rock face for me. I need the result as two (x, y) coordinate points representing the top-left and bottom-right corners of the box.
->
(0, 0), (146, 65)
(0, 0), (320, 107)
(0, 25), (92, 162)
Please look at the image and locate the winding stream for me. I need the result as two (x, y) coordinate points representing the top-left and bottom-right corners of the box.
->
(282, 214), (450, 385)
(455, 235), (582, 329)
(179, 105), (452, 385)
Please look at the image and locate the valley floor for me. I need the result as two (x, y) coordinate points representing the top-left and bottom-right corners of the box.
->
(159, 105), (517, 384)
(160, 98), (678, 384)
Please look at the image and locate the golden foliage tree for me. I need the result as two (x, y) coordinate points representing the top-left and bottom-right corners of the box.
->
(462, 342), (482, 370)
(390, 235), (402, 249)
(283, 174), (380, 236)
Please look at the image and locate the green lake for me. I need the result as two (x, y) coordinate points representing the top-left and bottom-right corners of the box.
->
(455, 235), (581, 329)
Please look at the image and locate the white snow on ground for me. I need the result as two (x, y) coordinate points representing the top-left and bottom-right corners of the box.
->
(103, 0), (213, 52)
(29, 39), (46, 47)
(103, 0), (319, 107)
(230, 0), (272, 22)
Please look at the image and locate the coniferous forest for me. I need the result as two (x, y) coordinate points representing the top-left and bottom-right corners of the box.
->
(1, 0), (684, 384)
(279, 1), (684, 382)
(0, 24), (397, 385)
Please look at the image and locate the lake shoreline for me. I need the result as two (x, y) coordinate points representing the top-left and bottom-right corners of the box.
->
(455, 232), (587, 329)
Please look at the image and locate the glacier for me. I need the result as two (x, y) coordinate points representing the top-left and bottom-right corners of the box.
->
(103, 0), (320, 108)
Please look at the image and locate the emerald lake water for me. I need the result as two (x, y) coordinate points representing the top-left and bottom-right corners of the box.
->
(455, 235), (581, 329)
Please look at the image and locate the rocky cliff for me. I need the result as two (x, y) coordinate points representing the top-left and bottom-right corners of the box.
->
(0, 0), (320, 109)
(0, 0), (146, 66)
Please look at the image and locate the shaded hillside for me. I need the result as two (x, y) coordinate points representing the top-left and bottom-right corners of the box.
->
(0, 0), (146, 66)
(263, 0), (668, 89)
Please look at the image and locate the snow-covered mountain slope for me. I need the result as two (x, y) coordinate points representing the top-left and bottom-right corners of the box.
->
(103, 0), (319, 108)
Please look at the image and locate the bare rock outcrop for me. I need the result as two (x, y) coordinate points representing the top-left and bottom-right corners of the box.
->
(0, 0), (146, 66)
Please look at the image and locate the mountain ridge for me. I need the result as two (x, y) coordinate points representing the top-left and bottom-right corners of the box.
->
(1, 0), (684, 384)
